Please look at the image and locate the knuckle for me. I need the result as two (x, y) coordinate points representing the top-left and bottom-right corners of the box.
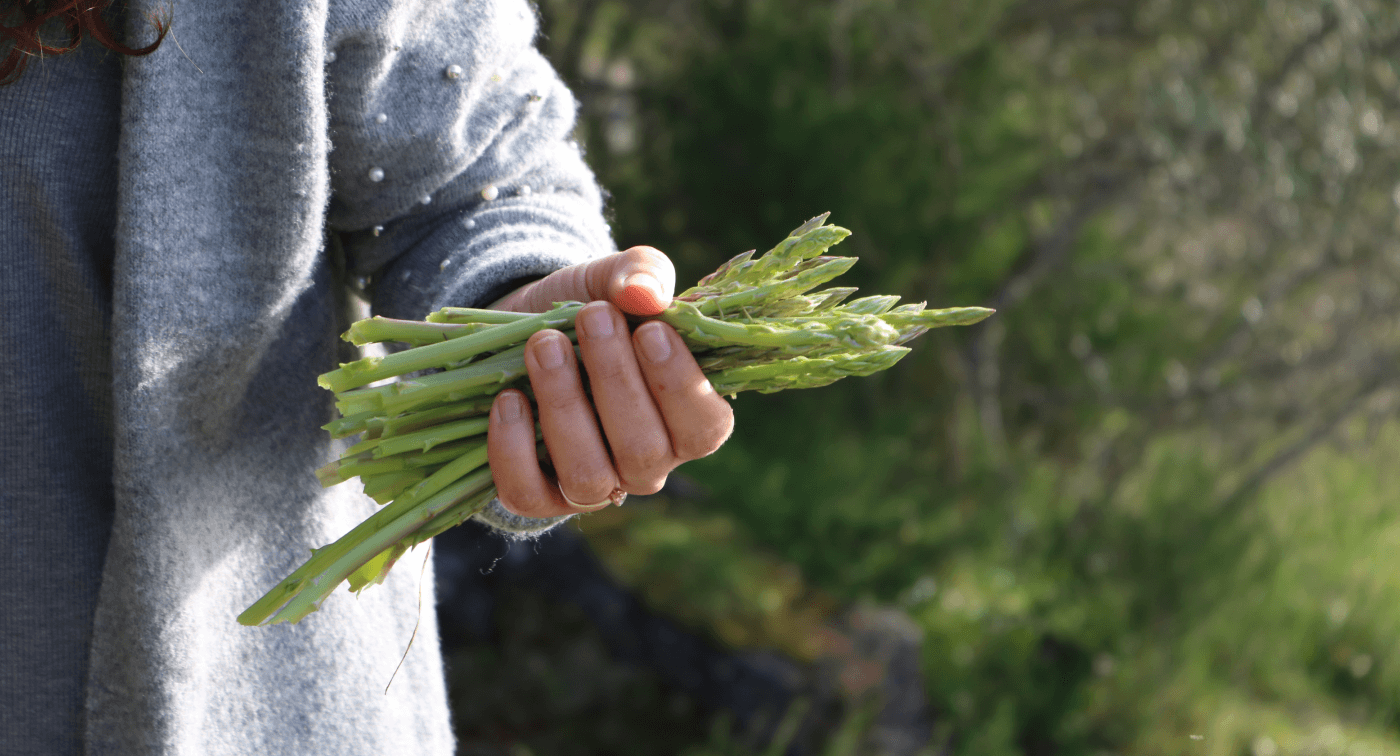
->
(582, 260), (614, 302)
(621, 245), (667, 266)
(569, 264), (601, 303)
(577, 300), (621, 326)
(557, 466), (616, 503)
(672, 435), (711, 461)
(621, 475), (667, 496)
(498, 485), (550, 517)
(582, 352), (629, 385)
(536, 388), (580, 414)
(615, 433), (672, 474)
(675, 418), (733, 460)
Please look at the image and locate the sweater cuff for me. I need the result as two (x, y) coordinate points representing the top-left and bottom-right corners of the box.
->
(470, 498), (573, 536)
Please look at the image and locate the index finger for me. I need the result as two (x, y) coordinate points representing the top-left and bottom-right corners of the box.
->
(495, 247), (676, 315)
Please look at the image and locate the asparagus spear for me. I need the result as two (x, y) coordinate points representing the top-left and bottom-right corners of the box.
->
(319, 305), (584, 393)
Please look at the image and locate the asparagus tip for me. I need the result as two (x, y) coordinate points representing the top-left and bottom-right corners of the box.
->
(791, 212), (832, 236)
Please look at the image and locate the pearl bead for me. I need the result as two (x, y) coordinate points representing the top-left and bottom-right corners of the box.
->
(326, 51), (337, 63)
(464, 218), (477, 229)
(420, 194), (433, 205)
(445, 64), (463, 80)
(368, 167), (384, 182)
(519, 186), (532, 196)
(375, 113), (387, 124)
(481, 185), (499, 201)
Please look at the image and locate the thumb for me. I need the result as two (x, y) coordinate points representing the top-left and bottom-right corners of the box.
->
(602, 246), (675, 316)
(503, 246), (676, 315)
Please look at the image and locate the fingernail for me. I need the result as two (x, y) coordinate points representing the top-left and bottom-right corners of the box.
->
(636, 322), (672, 363)
(496, 392), (523, 422)
(618, 273), (666, 315)
(535, 334), (567, 370)
(579, 302), (615, 338)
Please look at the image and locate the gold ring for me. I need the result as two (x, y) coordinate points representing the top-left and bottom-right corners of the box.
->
(558, 483), (626, 511)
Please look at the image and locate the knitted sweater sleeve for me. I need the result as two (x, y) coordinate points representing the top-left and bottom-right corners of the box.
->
(321, 0), (615, 534)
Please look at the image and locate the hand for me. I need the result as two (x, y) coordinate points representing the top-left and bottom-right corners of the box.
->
(487, 247), (735, 517)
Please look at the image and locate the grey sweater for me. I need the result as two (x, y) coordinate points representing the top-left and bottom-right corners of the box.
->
(0, 0), (614, 752)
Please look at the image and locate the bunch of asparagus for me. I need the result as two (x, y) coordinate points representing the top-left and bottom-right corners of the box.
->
(238, 215), (992, 626)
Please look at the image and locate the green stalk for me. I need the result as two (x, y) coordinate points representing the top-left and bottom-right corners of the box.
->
(660, 301), (839, 349)
(319, 303), (583, 393)
(379, 441), (489, 513)
(371, 417), (489, 458)
(343, 317), (496, 347)
(881, 305), (996, 330)
(663, 303), (902, 352)
(694, 339), (885, 372)
(379, 397), (495, 437)
(334, 343), (529, 416)
(401, 485), (499, 546)
(341, 436), (381, 458)
(375, 348), (528, 416)
(322, 409), (388, 439)
(323, 439), (476, 486)
(361, 469), (428, 503)
(427, 307), (537, 324)
(263, 466), (496, 625)
(708, 346), (911, 395)
(237, 443), (488, 626)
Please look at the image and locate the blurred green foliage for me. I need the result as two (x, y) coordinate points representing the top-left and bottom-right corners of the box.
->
(486, 0), (1400, 752)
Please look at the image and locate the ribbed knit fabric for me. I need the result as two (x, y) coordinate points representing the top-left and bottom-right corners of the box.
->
(0, 35), (123, 756)
(0, 0), (617, 753)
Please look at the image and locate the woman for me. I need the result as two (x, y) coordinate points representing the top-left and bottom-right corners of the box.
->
(0, 1), (732, 752)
